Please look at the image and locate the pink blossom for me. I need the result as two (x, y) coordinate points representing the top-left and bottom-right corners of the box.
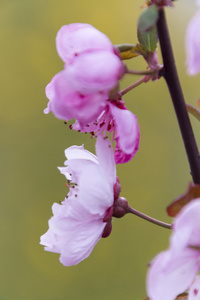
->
(73, 99), (140, 164)
(146, 199), (200, 300)
(185, 8), (200, 76)
(40, 136), (123, 266)
(44, 23), (139, 163)
(44, 23), (125, 124)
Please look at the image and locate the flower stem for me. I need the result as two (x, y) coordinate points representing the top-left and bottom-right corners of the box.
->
(156, 9), (200, 184)
(126, 68), (154, 76)
(127, 206), (171, 229)
(186, 103), (200, 122)
(120, 76), (147, 96)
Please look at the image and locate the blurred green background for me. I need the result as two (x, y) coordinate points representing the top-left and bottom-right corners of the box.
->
(1, 0), (200, 299)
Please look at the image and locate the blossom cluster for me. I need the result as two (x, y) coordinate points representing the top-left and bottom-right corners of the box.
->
(44, 23), (140, 164)
(41, 23), (139, 266)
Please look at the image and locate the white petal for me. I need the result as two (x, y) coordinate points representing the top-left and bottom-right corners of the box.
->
(147, 250), (199, 300)
(95, 135), (116, 185)
(59, 219), (105, 266)
(189, 275), (200, 300)
(64, 145), (98, 164)
(173, 199), (200, 248)
(79, 163), (114, 216)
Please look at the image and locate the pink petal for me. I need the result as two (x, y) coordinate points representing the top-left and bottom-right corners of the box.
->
(185, 10), (200, 76)
(67, 51), (124, 93)
(45, 75), (56, 100)
(52, 70), (106, 124)
(172, 199), (200, 249)
(114, 140), (136, 164)
(45, 72), (74, 121)
(109, 104), (140, 163)
(56, 23), (114, 64)
(147, 250), (199, 300)
(44, 75), (57, 114)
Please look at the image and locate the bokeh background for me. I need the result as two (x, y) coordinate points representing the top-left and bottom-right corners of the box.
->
(1, 0), (200, 299)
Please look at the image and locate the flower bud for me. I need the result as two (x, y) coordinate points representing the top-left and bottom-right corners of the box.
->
(113, 197), (129, 218)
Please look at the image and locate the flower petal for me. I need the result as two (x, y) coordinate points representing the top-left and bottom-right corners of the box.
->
(40, 229), (61, 253)
(64, 145), (98, 163)
(59, 219), (105, 266)
(185, 10), (200, 76)
(51, 70), (106, 124)
(172, 199), (200, 249)
(40, 198), (106, 266)
(58, 145), (98, 183)
(56, 23), (114, 64)
(67, 51), (124, 94)
(78, 163), (114, 216)
(41, 136), (118, 266)
(147, 250), (199, 300)
(109, 104), (140, 163)
(189, 275), (200, 300)
(95, 135), (116, 186)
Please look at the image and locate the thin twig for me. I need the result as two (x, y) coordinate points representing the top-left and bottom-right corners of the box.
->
(120, 76), (147, 97)
(127, 206), (171, 229)
(126, 68), (154, 76)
